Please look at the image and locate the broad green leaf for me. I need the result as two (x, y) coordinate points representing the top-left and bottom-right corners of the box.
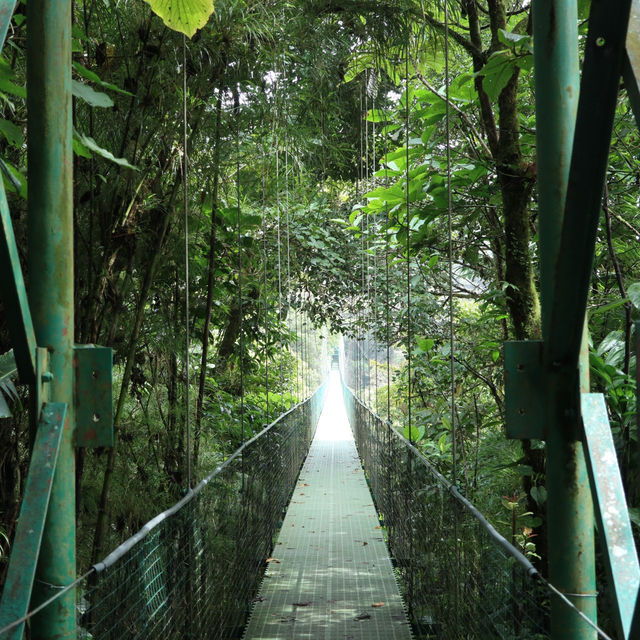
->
(0, 59), (25, 99)
(73, 137), (93, 158)
(627, 282), (640, 309)
(530, 485), (547, 506)
(477, 51), (516, 101)
(144, 0), (214, 38)
(73, 62), (135, 96)
(72, 79), (114, 108)
(403, 424), (425, 442)
(498, 29), (532, 51)
(0, 118), (23, 147)
(416, 337), (434, 353)
(365, 108), (389, 123)
(592, 298), (631, 314)
(74, 131), (138, 170)
(0, 158), (26, 199)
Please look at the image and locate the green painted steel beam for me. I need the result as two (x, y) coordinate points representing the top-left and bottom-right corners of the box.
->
(0, 178), (36, 384)
(0, 0), (17, 51)
(581, 393), (639, 639)
(26, 0), (76, 633)
(533, 1), (596, 639)
(625, 0), (640, 127)
(544, 0), (632, 372)
(0, 403), (66, 640)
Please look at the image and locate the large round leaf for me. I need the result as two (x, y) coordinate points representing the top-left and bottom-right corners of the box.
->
(145, 0), (214, 37)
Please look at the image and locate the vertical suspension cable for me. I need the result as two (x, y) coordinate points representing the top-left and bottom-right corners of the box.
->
(285, 148), (293, 407)
(365, 72), (371, 410)
(182, 36), (192, 489)
(236, 89), (245, 472)
(405, 37), (412, 444)
(373, 82), (378, 416)
(384, 103), (391, 424)
(275, 57), (284, 405)
(445, 0), (456, 487)
(262, 143), (270, 423)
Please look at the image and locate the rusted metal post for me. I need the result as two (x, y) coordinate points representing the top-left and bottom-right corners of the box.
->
(26, 0), (76, 634)
(533, 1), (596, 638)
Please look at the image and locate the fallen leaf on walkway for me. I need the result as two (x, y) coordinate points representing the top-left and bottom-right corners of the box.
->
(266, 558), (280, 563)
(293, 601), (312, 607)
(362, 541), (368, 546)
(371, 602), (385, 607)
(354, 612), (371, 621)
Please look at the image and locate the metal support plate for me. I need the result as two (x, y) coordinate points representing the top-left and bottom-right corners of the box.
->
(504, 341), (546, 439)
(581, 393), (640, 639)
(0, 402), (66, 639)
(74, 345), (113, 447)
(0, 178), (36, 384)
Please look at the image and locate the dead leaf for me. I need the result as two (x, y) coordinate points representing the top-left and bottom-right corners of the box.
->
(354, 612), (371, 621)
(293, 601), (312, 607)
(362, 541), (368, 546)
(371, 602), (385, 608)
(266, 558), (280, 564)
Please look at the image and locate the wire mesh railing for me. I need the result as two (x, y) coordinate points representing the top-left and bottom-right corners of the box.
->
(0, 383), (326, 640)
(341, 380), (552, 640)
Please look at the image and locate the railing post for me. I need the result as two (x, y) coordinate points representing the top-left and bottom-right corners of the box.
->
(27, 0), (76, 635)
(533, 1), (596, 637)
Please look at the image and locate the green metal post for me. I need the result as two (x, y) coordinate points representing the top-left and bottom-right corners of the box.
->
(26, 0), (76, 634)
(533, 2), (596, 638)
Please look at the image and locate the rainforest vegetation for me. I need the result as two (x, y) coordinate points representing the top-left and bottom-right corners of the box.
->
(0, 0), (638, 589)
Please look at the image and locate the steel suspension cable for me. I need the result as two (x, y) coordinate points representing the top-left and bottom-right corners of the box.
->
(236, 91), (245, 478)
(372, 79), (378, 415)
(365, 73), (370, 408)
(262, 142), (270, 423)
(285, 148), (293, 407)
(275, 57), (284, 402)
(182, 35), (192, 489)
(405, 37), (412, 444)
(384, 102), (391, 424)
(444, 0), (457, 487)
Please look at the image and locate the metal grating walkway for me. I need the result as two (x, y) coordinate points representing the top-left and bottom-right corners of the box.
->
(243, 373), (412, 640)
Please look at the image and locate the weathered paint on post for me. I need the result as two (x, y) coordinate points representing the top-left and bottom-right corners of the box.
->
(0, 403), (66, 640)
(26, 0), (76, 633)
(532, 1), (596, 638)
(582, 393), (639, 639)
(625, 1), (640, 128)
(0, 178), (36, 384)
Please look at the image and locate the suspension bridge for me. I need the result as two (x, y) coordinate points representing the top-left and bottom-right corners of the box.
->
(1, 0), (640, 638)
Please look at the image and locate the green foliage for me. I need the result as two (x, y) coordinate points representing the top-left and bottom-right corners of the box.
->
(145, 0), (215, 37)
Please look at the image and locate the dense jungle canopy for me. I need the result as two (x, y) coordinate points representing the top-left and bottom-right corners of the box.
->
(0, 0), (638, 589)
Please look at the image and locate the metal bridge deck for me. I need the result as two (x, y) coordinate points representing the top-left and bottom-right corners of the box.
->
(243, 373), (412, 640)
